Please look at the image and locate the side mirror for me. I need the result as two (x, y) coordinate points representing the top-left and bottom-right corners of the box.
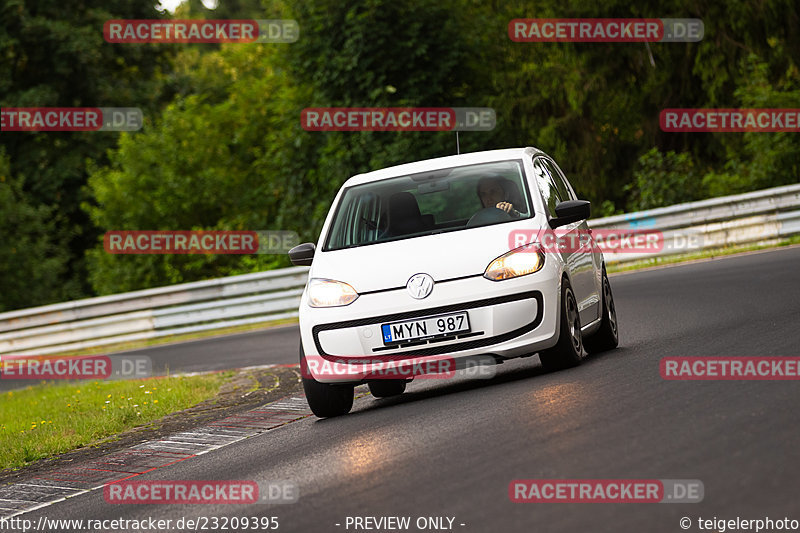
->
(288, 242), (316, 266)
(549, 200), (591, 229)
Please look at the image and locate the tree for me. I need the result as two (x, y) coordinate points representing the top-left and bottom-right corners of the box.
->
(85, 0), (493, 293)
(0, 0), (174, 305)
(0, 149), (71, 311)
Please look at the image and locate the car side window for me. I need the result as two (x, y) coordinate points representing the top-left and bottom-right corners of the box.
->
(532, 157), (562, 218)
(330, 192), (383, 248)
(543, 158), (576, 201)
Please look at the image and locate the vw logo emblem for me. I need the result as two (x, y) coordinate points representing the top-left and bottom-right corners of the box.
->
(407, 273), (434, 299)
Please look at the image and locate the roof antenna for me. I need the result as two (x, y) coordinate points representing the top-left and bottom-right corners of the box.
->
(644, 41), (656, 68)
(456, 131), (461, 154)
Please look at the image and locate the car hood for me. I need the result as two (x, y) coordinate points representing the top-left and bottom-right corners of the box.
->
(310, 220), (539, 293)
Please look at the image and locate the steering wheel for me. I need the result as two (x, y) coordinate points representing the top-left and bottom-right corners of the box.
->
(465, 207), (513, 228)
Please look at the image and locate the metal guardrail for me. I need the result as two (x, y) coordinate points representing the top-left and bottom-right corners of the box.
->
(590, 183), (800, 263)
(1, 184), (798, 356)
(0, 268), (309, 355)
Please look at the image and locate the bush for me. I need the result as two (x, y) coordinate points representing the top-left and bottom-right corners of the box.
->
(625, 148), (706, 211)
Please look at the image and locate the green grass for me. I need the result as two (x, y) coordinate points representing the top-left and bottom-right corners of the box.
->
(607, 236), (800, 274)
(0, 372), (230, 470)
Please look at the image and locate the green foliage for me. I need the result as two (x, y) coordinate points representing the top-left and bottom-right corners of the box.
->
(0, 150), (74, 311)
(0, 0), (175, 305)
(84, 0), (492, 293)
(85, 45), (291, 293)
(626, 148), (704, 211)
(709, 52), (800, 193)
(2, 0), (799, 302)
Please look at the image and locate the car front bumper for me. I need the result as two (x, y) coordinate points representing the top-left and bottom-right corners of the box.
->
(299, 263), (563, 384)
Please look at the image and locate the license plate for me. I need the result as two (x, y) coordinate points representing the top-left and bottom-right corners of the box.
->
(381, 312), (470, 344)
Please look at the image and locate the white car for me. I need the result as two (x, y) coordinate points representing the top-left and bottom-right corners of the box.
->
(289, 147), (618, 417)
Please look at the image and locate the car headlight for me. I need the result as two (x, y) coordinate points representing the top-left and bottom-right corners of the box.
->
(483, 244), (545, 281)
(307, 278), (359, 307)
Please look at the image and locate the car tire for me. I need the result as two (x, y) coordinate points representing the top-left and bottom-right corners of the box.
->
(368, 380), (406, 398)
(299, 345), (354, 418)
(539, 278), (584, 371)
(582, 268), (619, 354)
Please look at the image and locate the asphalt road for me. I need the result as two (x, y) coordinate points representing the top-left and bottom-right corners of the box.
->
(0, 320), (300, 392)
(18, 246), (800, 533)
(120, 322), (301, 371)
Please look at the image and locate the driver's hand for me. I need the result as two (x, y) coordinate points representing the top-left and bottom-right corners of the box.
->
(496, 202), (513, 213)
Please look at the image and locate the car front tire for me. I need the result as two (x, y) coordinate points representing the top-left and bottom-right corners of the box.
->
(538, 278), (584, 371)
(300, 345), (354, 418)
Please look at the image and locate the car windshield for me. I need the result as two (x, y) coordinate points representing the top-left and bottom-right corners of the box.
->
(324, 159), (532, 251)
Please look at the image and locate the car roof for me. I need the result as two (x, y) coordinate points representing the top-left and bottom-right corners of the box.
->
(343, 147), (545, 187)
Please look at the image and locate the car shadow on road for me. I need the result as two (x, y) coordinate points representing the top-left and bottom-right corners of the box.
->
(341, 346), (630, 417)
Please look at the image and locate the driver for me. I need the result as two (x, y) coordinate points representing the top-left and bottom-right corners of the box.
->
(477, 176), (522, 217)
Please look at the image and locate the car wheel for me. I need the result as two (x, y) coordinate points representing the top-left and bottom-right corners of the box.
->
(368, 380), (406, 398)
(539, 278), (584, 371)
(299, 345), (354, 418)
(582, 268), (619, 354)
